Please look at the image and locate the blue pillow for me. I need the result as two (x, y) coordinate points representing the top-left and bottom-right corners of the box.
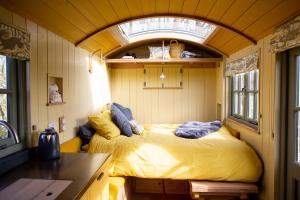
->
(111, 104), (133, 137)
(78, 123), (95, 145)
(112, 102), (133, 120)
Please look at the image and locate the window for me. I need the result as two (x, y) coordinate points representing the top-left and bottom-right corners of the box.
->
(0, 55), (27, 158)
(230, 70), (259, 127)
(119, 17), (216, 43)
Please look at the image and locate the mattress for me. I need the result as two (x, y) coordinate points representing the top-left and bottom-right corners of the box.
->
(88, 124), (262, 182)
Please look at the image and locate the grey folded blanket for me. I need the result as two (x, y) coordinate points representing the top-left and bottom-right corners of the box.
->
(175, 121), (221, 139)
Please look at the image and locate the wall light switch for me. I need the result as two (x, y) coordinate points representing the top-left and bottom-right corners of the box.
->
(59, 117), (65, 133)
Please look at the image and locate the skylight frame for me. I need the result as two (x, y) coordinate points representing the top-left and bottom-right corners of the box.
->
(118, 17), (216, 43)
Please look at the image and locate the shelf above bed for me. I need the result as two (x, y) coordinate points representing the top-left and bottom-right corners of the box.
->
(105, 58), (223, 64)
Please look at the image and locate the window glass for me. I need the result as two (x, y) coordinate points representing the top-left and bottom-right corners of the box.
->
(0, 94), (7, 121)
(248, 71), (255, 91)
(238, 92), (244, 116)
(248, 93), (255, 119)
(233, 76), (238, 90)
(255, 93), (259, 121)
(0, 124), (8, 140)
(231, 70), (259, 127)
(233, 92), (238, 115)
(119, 17), (216, 43)
(0, 55), (6, 89)
(297, 111), (300, 162)
(239, 74), (244, 90)
(297, 56), (300, 107)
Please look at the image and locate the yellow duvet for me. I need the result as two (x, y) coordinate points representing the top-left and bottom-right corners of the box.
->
(88, 124), (262, 182)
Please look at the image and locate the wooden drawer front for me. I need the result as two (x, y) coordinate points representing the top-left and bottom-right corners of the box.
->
(80, 171), (109, 200)
(134, 179), (163, 193)
(164, 180), (189, 194)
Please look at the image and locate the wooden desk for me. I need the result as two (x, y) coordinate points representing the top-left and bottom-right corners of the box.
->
(0, 153), (110, 200)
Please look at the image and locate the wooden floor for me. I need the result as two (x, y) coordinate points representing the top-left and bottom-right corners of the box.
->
(132, 193), (192, 200)
(131, 193), (237, 200)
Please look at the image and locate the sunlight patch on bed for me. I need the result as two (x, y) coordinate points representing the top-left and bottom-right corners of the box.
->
(147, 124), (179, 135)
(126, 143), (179, 165)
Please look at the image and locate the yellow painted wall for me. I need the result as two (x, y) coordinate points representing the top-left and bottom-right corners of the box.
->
(110, 65), (217, 123)
(0, 6), (111, 145)
(224, 35), (276, 200)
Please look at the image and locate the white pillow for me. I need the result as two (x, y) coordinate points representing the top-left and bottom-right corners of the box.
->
(148, 46), (170, 59)
(129, 120), (144, 135)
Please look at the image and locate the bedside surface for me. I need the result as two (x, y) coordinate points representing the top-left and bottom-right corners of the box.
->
(0, 153), (110, 200)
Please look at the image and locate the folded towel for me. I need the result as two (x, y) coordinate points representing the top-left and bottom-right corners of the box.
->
(175, 121), (221, 139)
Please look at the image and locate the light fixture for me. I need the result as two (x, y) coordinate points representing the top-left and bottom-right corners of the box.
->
(89, 49), (104, 74)
(160, 68), (166, 80)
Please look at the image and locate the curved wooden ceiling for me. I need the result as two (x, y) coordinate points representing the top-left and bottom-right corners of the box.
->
(1, 0), (300, 56)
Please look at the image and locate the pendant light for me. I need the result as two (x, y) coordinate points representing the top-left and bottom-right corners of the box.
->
(160, 68), (166, 80)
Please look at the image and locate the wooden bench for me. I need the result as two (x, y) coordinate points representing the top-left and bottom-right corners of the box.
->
(189, 181), (258, 200)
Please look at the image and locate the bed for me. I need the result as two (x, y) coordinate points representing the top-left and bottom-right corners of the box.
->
(88, 124), (262, 182)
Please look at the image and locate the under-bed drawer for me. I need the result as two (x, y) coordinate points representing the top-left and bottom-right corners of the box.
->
(134, 178), (164, 193)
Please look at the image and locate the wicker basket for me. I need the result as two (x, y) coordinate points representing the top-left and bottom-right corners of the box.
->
(169, 40), (185, 58)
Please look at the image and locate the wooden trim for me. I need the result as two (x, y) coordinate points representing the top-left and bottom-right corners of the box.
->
(224, 125), (241, 139)
(226, 117), (260, 134)
(105, 58), (222, 64)
(103, 37), (228, 58)
(75, 14), (257, 47)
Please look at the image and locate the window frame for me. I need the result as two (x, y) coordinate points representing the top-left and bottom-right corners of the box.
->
(0, 56), (28, 159)
(229, 70), (259, 129)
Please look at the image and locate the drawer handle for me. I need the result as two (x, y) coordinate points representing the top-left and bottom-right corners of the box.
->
(97, 172), (104, 181)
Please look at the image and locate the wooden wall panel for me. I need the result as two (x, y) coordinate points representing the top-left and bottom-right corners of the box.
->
(0, 6), (111, 144)
(225, 35), (276, 200)
(110, 66), (217, 124)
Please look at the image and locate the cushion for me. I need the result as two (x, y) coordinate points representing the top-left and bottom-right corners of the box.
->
(129, 120), (144, 135)
(148, 46), (171, 59)
(112, 103), (133, 120)
(111, 104), (133, 137)
(60, 137), (82, 153)
(88, 111), (120, 140)
(77, 123), (95, 146)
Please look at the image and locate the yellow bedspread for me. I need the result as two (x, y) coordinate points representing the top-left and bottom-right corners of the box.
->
(88, 124), (262, 182)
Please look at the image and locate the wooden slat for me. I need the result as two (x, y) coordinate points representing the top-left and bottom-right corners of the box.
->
(231, 0), (283, 31)
(207, 0), (235, 21)
(245, 0), (300, 38)
(67, 0), (108, 27)
(168, 0), (184, 13)
(194, 0), (217, 17)
(219, 0), (256, 25)
(12, 12), (26, 30)
(221, 36), (252, 54)
(207, 28), (237, 48)
(109, 0), (131, 19)
(125, 0), (144, 17)
(41, 0), (96, 34)
(190, 181), (258, 193)
(92, 33), (119, 50)
(0, 5), (13, 24)
(155, 0), (170, 13)
(140, 0), (156, 15)
(181, 0), (199, 15)
(0, 0), (84, 42)
(89, 0), (119, 23)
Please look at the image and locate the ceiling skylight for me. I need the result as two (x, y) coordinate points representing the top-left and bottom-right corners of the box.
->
(119, 17), (216, 43)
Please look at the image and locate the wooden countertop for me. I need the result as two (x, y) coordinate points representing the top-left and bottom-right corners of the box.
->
(0, 153), (110, 200)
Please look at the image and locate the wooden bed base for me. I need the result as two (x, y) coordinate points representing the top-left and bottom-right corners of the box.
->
(127, 178), (258, 200)
(189, 181), (258, 200)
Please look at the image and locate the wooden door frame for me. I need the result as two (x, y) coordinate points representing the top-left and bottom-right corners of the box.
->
(275, 51), (288, 200)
